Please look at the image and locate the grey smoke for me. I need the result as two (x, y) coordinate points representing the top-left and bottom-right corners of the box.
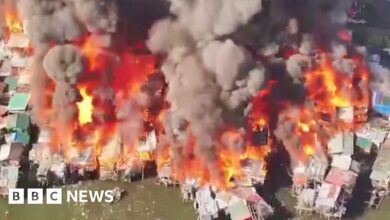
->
(148, 0), (363, 180)
(17, 0), (82, 45)
(17, 0), (118, 125)
(370, 64), (390, 96)
(168, 0), (262, 41)
(73, 0), (118, 34)
(286, 53), (312, 83)
(43, 44), (84, 121)
(148, 0), (266, 180)
(274, 106), (328, 167)
(115, 98), (144, 150)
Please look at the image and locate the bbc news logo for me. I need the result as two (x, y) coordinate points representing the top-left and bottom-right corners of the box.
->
(8, 188), (114, 204)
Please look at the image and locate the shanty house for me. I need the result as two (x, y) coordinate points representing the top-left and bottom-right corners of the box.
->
(228, 187), (273, 220)
(356, 136), (373, 153)
(29, 143), (51, 165)
(181, 178), (199, 202)
(4, 76), (18, 92)
(156, 162), (179, 186)
(0, 40), (11, 60)
(0, 82), (6, 96)
(370, 147), (390, 190)
(195, 186), (274, 220)
(37, 128), (51, 143)
(70, 147), (96, 173)
(0, 165), (19, 196)
(16, 73), (31, 93)
(354, 106), (368, 123)
(98, 134), (121, 181)
(117, 158), (145, 182)
(6, 113), (30, 132)
(327, 131), (354, 155)
(305, 157), (328, 182)
(32, 148), (67, 187)
(7, 92), (29, 113)
(7, 33), (29, 50)
(291, 157), (327, 196)
(10, 53), (29, 69)
(331, 155), (353, 171)
(194, 186), (220, 220)
(251, 125), (269, 146)
(314, 183), (346, 218)
(295, 188), (316, 215)
(238, 159), (266, 186)
(355, 125), (388, 149)
(136, 130), (157, 161)
(49, 156), (67, 186)
(336, 106), (354, 123)
(10, 131), (30, 145)
(6, 113), (31, 145)
(36, 159), (51, 186)
(0, 143), (27, 196)
(5, 33), (30, 75)
(325, 167), (358, 195)
(0, 143), (27, 166)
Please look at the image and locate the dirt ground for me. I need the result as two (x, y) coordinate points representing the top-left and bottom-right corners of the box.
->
(1, 179), (390, 220)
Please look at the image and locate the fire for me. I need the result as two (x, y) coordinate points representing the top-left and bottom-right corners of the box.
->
(220, 150), (242, 188)
(77, 87), (93, 125)
(305, 60), (351, 112)
(305, 54), (370, 125)
(303, 145), (314, 156)
(113, 53), (156, 95)
(82, 37), (101, 71)
(298, 121), (311, 133)
(5, 10), (23, 34)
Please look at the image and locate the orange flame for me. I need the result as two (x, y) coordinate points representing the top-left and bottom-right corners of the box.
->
(5, 10), (23, 34)
(82, 37), (101, 71)
(305, 54), (370, 123)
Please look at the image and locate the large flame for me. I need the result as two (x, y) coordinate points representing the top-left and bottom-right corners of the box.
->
(305, 58), (351, 112)
(5, 10), (23, 34)
(77, 87), (93, 125)
(82, 37), (102, 71)
(305, 54), (370, 117)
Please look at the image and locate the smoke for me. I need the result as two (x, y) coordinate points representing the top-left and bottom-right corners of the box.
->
(15, 0), (120, 150)
(286, 53), (312, 83)
(17, 0), (82, 45)
(73, 0), (118, 34)
(370, 63), (390, 96)
(274, 105), (328, 167)
(148, 0), (369, 179)
(8, 0), (370, 185)
(168, 0), (262, 41)
(42, 44), (85, 144)
(148, 0), (266, 180)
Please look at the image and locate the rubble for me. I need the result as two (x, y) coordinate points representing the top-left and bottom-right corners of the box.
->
(111, 187), (126, 204)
